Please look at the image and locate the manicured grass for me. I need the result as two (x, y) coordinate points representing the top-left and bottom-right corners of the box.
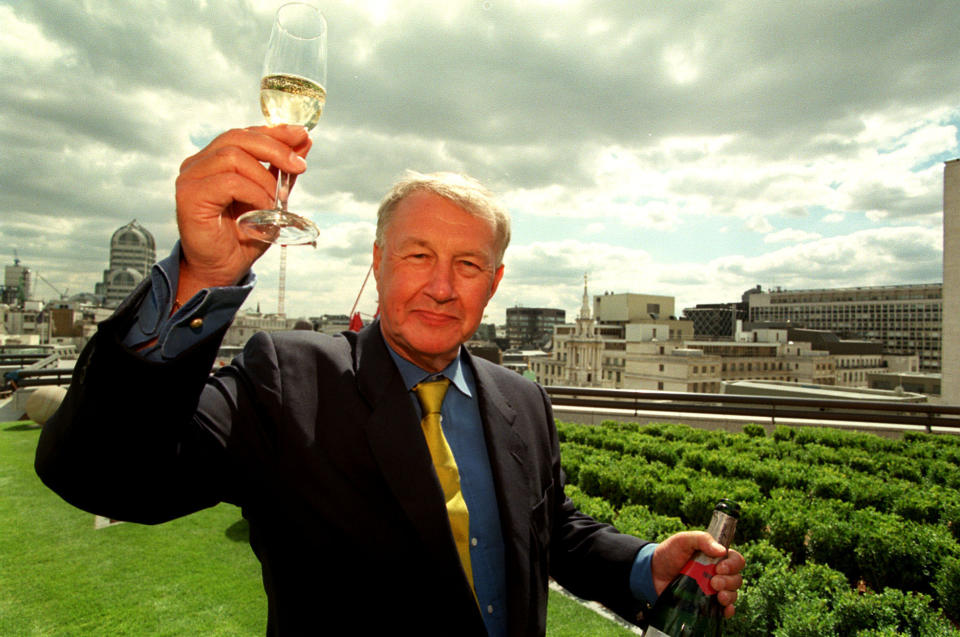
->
(2, 421), (633, 635)
(547, 590), (638, 636)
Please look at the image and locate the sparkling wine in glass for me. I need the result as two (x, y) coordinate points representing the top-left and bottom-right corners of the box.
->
(238, 2), (327, 246)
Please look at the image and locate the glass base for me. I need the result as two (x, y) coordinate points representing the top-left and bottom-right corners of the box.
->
(237, 209), (320, 246)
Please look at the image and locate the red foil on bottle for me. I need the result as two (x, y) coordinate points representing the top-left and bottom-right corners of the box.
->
(680, 560), (717, 596)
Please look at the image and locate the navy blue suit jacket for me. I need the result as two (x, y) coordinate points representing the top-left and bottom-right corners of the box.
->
(36, 282), (647, 635)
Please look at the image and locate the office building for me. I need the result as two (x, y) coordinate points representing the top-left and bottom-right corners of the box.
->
(943, 159), (960, 402)
(683, 286), (761, 339)
(505, 306), (565, 349)
(594, 291), (676, 327)
(95, 220), (157, 307)
(747, 284), (942, 373)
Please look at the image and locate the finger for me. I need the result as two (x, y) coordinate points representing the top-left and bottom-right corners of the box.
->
(177, 172), (277, 222)
(181, 145), (280, 199)
(716, 589), (738, 608)
(195, 126), (309, 175)
(697, 533), (727, 558)
(716, 549), (746, 575)
(710, 572), (743, 594)
(240, 124), (312, 168)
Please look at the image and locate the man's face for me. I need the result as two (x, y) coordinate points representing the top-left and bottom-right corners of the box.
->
(373, 191), (504, 372)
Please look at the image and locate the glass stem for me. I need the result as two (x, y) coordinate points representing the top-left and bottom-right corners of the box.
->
(275, 169), (293, 211)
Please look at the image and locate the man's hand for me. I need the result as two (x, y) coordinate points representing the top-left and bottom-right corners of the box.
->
(651, 531), (745, 618)
(174, 125), (312, 300)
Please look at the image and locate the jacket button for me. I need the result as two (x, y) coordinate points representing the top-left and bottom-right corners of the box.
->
(190, 317), (204, 329)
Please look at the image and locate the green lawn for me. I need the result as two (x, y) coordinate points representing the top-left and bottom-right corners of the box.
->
(1, 421), (633, 636)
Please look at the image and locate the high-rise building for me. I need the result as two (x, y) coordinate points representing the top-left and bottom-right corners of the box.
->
(943, 159), (960, 403)
(3, 257), (32, 306)
(747, 284), (942, 372)
(505, 306), (565, 349)
(95, 220), (156, 307)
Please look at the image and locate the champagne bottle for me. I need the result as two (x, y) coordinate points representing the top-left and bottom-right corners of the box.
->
(641, 499), (740, 637)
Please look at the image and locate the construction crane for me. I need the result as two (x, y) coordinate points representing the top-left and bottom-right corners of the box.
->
(37, 273), (67, 300)
(277, 245), (287, 316)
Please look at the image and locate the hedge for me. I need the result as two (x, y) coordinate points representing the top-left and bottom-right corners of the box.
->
(557, 420), (960, 634)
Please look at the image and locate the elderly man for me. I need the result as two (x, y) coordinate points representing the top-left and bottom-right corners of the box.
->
(36, 125), (743, 636)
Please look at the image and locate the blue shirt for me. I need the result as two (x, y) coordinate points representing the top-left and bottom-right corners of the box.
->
(121, 245), (661, 629)
(387, 346), (509, 636)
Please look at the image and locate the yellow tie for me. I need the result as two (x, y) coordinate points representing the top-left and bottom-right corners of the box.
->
(413, 378), (474, 592)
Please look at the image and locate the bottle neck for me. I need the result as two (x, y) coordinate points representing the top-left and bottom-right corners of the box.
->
(690, 509), (737, 567)
(706, 509), (737, 549)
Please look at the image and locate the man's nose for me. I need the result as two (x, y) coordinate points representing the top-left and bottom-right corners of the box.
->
(424, 261), (456, 301)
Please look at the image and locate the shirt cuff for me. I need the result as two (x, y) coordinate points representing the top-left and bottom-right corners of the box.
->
(629, 543), (659, 604)
(121, 241), (255, 360)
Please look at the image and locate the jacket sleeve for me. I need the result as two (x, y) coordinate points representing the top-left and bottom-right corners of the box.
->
(543, 383), (649, 624)
(34, 279), (238, 524)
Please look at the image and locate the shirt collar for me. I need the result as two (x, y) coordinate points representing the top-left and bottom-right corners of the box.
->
(384, 340), (473, 399)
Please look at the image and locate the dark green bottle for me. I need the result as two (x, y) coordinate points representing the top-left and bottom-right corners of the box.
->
(641, 499), (740, 637)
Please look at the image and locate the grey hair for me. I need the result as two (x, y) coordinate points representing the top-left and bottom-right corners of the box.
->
(375, 171), (512, 266)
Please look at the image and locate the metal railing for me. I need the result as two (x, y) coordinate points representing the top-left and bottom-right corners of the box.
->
(545, 386), (960, 433)
(7, 367), (959, 433)
(2, 357), (69, 389)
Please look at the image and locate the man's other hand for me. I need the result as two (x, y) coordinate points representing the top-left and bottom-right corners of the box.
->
(651, 531), (745, 618)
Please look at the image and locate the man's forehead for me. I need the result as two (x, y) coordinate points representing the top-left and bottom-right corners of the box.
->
(391, 194), (494, 235)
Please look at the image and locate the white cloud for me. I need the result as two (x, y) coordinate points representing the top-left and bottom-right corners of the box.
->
(0, 1), (957, 322)
(764, 229), (823, 244)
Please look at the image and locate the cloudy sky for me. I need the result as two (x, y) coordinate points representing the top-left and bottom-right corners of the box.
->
(2, 0), (959, 324)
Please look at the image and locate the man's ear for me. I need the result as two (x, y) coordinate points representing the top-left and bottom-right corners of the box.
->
(489, 264), (504, 299)
(372, 242), (382, 284)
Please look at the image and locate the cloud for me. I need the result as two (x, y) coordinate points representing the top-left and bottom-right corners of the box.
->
(764, 229), (823, 244)
(0, 0), (957, 323)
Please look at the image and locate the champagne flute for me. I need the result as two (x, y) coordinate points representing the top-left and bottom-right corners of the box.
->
(238, 2), (327, 246)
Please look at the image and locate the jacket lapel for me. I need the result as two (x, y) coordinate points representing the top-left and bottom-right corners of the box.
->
(353, 323), (478, 604)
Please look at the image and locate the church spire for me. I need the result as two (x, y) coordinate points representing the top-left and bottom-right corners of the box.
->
(579, 273), (591, 320)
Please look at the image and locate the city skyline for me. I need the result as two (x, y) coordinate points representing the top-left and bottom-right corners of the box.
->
(2, 1), (958, 321)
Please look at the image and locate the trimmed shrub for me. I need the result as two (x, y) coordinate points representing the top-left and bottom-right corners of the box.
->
(564, 484), (617, 524)
(614, 504), (685, 542)
(943, 499), (960, 542)
(725, 561), (848, 637)
(806, 503), (860, 584)
(772, 425), (795, 442)
(855, 511), (959, 594)
(833, 587), (957, 637)
(761, 492), (809, 565)
(893, 487), (947, 525)
(933, 555), (960, 624)
(808, 467), (852, 501)
(738, 539), (790, 581)
(742, 423), (765, 438)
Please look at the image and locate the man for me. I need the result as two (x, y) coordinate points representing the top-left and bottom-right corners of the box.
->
(36, 125), (743, 635)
